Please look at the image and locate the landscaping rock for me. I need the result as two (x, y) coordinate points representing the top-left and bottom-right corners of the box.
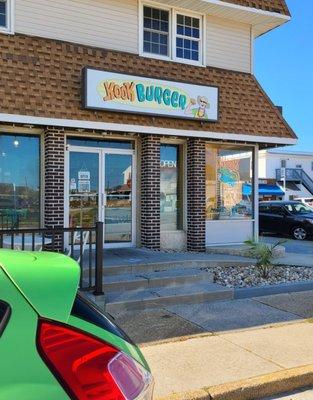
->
(205, 265), (313, 288)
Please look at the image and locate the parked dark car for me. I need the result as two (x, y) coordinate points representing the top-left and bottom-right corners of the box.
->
(259, 201), (313, 240)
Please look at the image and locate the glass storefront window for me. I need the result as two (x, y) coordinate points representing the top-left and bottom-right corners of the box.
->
(206, 144), (254, 221)
(0, 134), (40, 229)
(160, 144), (183, 231)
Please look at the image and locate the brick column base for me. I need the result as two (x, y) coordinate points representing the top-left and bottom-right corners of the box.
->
(44, 129), (65, 235)
(187, 138), (206, 252)
(141, 134), (161, 249)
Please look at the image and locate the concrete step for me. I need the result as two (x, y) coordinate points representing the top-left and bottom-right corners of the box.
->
(97, 282), (234, 314)
(102, 268), (214, 292)
(82, 259), (250, 277)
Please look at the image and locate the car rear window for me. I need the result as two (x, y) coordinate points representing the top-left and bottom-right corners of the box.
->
(71, 294), (134, 345)
(0, 301), (11, 337)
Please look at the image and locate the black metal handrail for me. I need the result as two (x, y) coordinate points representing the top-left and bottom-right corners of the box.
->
(0, 222), (104, 295)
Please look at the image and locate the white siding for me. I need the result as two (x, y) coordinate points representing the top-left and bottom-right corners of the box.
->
(206, 15), (251, 72)
(14, 0), (251, 72)
(206, 220), (254, 245)
(15, 0), (139, 54)
(258, 153), (267, 179)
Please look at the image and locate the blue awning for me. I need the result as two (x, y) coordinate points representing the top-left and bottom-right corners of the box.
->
(243, 183), (285, 196)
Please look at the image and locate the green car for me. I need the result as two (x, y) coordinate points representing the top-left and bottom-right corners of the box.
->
(0, 250), (153, 400)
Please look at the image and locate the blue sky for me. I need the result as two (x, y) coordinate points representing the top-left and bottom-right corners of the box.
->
(255, 0), (313, 152)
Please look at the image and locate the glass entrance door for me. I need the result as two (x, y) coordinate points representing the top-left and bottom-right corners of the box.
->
(67, 147), (135, 248)
(104, 153), (133, 245)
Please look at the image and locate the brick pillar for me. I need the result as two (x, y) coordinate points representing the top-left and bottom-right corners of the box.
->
(187, 138), (206, 252)
(141, 134), (161, 249)
(44, 129), (65, 230)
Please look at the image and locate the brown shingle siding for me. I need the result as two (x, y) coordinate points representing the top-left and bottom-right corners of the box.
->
(221, 0), (290, 16)
(0, 33), (296, 140)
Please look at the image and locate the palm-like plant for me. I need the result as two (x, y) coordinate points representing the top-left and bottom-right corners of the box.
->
(244, 239), (285, 278)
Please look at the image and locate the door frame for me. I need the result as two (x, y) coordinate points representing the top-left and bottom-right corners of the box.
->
(64, 145), (136, 249)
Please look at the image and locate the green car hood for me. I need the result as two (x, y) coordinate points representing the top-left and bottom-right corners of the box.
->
(0, 249), (80, 323)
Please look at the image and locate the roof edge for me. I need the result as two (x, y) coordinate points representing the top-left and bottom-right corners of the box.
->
(252, 76), (297, 141)
(0, 113), (298, 146)
(219, 0), (291, 17)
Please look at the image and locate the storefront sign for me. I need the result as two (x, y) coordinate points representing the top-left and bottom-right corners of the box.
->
(160, 160), (177, 168)
(84, 68), (219, 121)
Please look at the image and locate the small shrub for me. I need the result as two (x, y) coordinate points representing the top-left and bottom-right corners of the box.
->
(244, 239), (285, 279)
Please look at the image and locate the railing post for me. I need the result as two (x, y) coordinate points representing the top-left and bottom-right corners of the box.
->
(94, 221), (104, 296)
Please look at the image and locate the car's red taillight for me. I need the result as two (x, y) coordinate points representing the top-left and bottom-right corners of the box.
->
(37, 320), (153, 400)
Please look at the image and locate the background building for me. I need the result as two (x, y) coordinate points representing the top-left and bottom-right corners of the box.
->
(259, 149), (313, 201)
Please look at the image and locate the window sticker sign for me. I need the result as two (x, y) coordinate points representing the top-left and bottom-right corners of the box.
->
(70, 178), (77, 191)
(78, 180), (91, 193)
(78, 171), (90, 180)
(83, 68), (219, 121)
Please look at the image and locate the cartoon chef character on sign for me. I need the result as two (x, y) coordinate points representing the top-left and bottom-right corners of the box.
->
(185, 95), (210, 119)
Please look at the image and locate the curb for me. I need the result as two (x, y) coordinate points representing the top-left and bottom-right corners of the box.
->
(235, 280), (313, 299)
(157, 365), (313, 400)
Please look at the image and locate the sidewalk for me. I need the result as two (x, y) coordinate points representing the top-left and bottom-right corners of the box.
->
(114, 291), (313, 399)
(143, 322), (313, 398)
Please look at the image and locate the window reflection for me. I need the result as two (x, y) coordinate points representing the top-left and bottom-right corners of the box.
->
(160, 144), (183, 231)
(105, 154), (132, 243)
(69, 152), (99, 228)
(0, 134), (40, 229)
(206, 144), (253, 221)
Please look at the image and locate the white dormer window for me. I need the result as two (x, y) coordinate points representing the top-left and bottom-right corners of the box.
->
(143, 6), (169, 57)
(175, 13), (201, 63)
(140, 2), (205, 66)
(0, 0), (14, 34)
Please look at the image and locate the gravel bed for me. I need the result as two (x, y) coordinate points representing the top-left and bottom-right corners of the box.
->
(206, 265), (313, 288)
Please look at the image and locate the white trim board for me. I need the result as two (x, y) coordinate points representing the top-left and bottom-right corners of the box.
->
(197, 0), (290, 21)
(0, 113), (297, 146)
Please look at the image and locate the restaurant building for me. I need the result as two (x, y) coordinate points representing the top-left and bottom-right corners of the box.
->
(0, 0), (297, 251)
